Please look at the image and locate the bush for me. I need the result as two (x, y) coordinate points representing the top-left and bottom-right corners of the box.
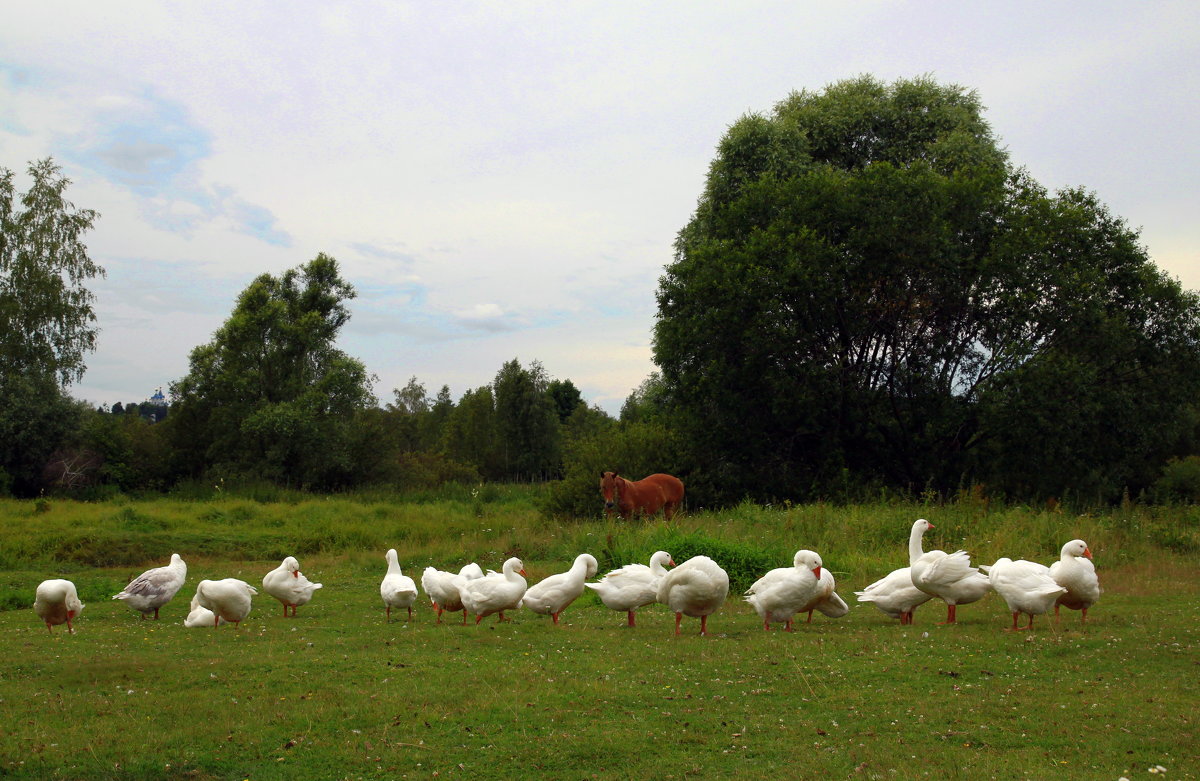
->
(1153, 456), (1200, 503)
(648, 529), (782, 594)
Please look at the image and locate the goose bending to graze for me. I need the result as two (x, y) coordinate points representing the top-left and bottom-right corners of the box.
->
(34, 579), (83, 634)
(422, 562), (484, 624)
(262, 556), (323, 617)
(522, 553), (598, 625)
(112, 553), (187, 620)
(381, 549), (419, 623)
(183, 592), (224, 628)
(745, 550), (824, 631)
(656, 555), (729, 636)
(908, 519), (991, 624)
(586, 550), (675, 627)
(459, 557), (527, 624)
(855, 566), (932, 624)
(195, 578), (257, 627)
(1049, 539), (1100, 624)
(986, 557), (1067, 631)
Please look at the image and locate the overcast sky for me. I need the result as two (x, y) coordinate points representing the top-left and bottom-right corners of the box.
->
(2, 2), (1196, 414)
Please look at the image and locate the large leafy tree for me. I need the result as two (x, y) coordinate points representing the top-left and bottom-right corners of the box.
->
(655, 76), (1200, 504)
(169, 254), (374, 488)
(0, 159), (103, 495)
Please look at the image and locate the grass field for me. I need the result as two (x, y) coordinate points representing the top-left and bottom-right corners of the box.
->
(0, 491), (1197, 779)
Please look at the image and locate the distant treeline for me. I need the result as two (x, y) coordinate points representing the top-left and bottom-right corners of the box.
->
(6, 76), (1200, 510)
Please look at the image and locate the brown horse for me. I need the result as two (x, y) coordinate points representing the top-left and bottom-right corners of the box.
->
(599, 471), (685, 520)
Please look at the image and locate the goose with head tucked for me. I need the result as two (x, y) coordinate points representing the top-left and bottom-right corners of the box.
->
(459, 557), (527, 624)
(183, 591), (225, 628)
(799, 559), (849, 623)
(34, 579), (83, 634)
(381, 549), (419, 622)
(112, 553), (187, 620)
(195, 578), (257, 627)
(1048, 539), (1100, 624)
(586, 550), (675, 627)
(262, 556), (323, 617)
(421, 562), (484, 624)
(855, 566), (932, 625)
(986, 557), (1067, 631)
(522, 553), (598, 625)
(745, 550), (825, 631)
(655, 555), (729, 636)
(908, 519), (991, 624)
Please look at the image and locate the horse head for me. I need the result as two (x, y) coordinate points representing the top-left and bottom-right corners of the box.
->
(599, 471), (623, 513)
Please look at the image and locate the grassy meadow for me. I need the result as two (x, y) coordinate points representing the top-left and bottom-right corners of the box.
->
(0, 488), (1197, 780)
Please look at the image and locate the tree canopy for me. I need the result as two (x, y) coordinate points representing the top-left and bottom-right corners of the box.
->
(1, 159), (103, 386)
(654, 76), (1200, 504)
(168, 254), (375, 488)
(0, 159), (103, 496)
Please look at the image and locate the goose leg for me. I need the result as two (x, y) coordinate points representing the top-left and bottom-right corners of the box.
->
(627, 611), (636, 627)
(939, 603), (958, 625)
(699, 614), (709, 636)
(674, 612), (683, 635)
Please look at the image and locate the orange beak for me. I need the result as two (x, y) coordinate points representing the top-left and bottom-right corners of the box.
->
(519, 569), (528, 577)
(293, 571), (299, 578)
(812, 566), (822, 579)
(1083, 547), (1093, 560)
(927, 522), (936, 529)
(668, 559), (677, 567)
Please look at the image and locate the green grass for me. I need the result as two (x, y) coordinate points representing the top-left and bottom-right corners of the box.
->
(0, 495), (1197, 779)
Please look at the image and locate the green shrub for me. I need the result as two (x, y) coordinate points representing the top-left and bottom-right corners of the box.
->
(1153, 456), (1200, 503)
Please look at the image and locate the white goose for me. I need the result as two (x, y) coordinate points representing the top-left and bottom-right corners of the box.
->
(381, 549), (419, 622)
(459, 557), (527, 624)
(112, 553), (187, 619)
(522, 553), (598, 625)
(908, 519), (991, 624)
(421, 562), (484, 624)
(655, 555), (729, 636)
(586, 550), (675, 627)
(986, 557), (1067, 631)
(195, 578), (257, 627)
(262, 556), (323, 617)
(744, 550), (824, 631)
(800, 561), (850, 622)
(1048, 539), (1100, 624)
(183, 591), (224, 628)
(34, 579), (84, 634)
(855, 566), (932, 624)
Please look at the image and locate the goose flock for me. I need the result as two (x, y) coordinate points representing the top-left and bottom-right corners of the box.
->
(31, 520), (1100, 635)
